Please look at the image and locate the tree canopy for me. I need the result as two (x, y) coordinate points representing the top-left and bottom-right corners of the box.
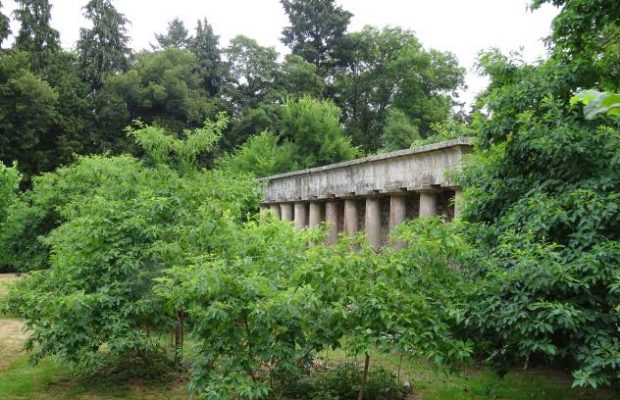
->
(77, 0), (130, 90)
(281, 0), (352, 75)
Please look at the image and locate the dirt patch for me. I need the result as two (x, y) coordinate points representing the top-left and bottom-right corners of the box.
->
(0, 318), (27, 371)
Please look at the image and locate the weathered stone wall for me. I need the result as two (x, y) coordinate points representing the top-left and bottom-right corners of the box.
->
(259, 137), (474, 248)
(260, 137), (473, 203)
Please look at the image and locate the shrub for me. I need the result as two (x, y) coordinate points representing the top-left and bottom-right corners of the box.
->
(289, 364), (402, 400)
(4, 117), (261, 375)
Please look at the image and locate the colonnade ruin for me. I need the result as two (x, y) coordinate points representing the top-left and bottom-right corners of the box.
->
(259, 137), (474, 249)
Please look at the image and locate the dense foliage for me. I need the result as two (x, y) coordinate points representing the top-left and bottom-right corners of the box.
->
(460, 0), (620, 388)
(154, 217), (471, 398)
(4, 120), (471, 397)
(77, 0), (130, 90)
(0, 0), (465, 178)
(4, 117), (260, 372)
(2, 0), (620, 396)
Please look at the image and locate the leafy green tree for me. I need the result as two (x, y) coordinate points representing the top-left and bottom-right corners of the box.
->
(155, 214), (472, 398)
(281, 0), (352, 75)
(0, 162), (19, 225)
(77, 0), (130, 90)
(4, 115), (260, 372)
(0, 48), (93, 180)
(39, 50), (94, 168)
(0, 51), (59, 178)
(224, 35), (279, 113)
(0, 1), (11, 47)
(276, 54), (325, 99)
(380, 109), (421, 152)
(95, 47), (216, 148)
(0, 162), (21, 273)
(217, 130), (297, 176)
(279, 96), (359, 168)
(156, 219), (336, 398)
(188, 18), (224, 95)
(225, 102), (282, 150)
(13, 0), (60, 70)
(0, 154), (137, 272)
(343, 219), (473, 399)
(460, 1), (620, 387)
(334, 26), (464, 151)
(153, 17), (191, 50)
(531, 0), (620, 91)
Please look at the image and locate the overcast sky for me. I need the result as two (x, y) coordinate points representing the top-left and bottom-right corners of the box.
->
(3, 0), (559, 107)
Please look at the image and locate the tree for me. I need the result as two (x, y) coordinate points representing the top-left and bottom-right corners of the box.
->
(95, 47), (216, 148)
(217, 130), (297, 176)
(153, 17), (191, 50)
(275, 54), (325, 99)
(379, 109), (421, 152)
(334, 26), (464, 152)
(77, 0), (131, 90)
(0, 51), (59, 178)
(0, 162), (19, 226)
(460, 1), (620, 387)
(224, 35), (279, 113)
(531, 0), (620, 91)
(13, 0), (60, 70)
(281, 0), (352, 75)
(4, 115), (261, 372)
(225, 102), (282, 150)
(188, 18), (224, 95)
(0, 1), (10, 47)
(279, 96), (359, 168)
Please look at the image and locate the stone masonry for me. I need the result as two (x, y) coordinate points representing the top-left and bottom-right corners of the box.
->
(259, 137), (474, 249)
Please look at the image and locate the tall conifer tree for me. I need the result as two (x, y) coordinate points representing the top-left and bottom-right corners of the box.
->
(13, 0), (60, 69)
(280, 0), (352, 75)
(77, 0), (130, 90)
(189, 18), (223, 95)
(0, 1), (10, 47)
(153, 17), (190, 50)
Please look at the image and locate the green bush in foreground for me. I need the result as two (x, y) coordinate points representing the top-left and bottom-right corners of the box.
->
(288, 364), (402, 400)
(156, 217), (471, 399)
(4, 115), (260, 373)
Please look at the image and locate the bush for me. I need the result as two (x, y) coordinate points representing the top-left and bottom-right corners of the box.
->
(461, 96), (620, 387)
(4, 117), (261, 375)
(216, 131), (298, 176)
(155, 216), (472, 399)
(289, 364), (402, 400)
(0, 162), (21, 272)
(279, 96), (360, 168)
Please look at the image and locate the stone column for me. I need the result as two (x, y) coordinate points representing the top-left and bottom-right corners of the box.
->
(325, 200), (339, 244)
(308, 202), (322, 228)
(344, 199), (359, 236)
(280, 203), (294, 222)
(389, 195), (407, 230)
(365, 197), (381, 250)
(269, 204), (280, 218)
(454, 189), (463, 219)
(419, 191), (437, 217)
(294, 202), (307, 229)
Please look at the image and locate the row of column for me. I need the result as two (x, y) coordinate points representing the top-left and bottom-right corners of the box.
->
(267, 189), (462, 250)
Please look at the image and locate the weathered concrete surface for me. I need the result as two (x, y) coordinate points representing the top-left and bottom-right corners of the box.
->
(260, 137), (474, 203)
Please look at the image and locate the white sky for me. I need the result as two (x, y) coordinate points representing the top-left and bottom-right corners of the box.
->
(3, 0), (559, 108)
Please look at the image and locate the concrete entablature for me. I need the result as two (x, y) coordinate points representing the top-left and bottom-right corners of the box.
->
(259, 137), (474, 249)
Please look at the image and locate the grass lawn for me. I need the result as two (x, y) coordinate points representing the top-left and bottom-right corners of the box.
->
(0, 273), (615, 399)
(335, 350), (614, 400)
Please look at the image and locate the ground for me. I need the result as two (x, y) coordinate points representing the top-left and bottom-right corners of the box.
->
(0, 273), (614, 399)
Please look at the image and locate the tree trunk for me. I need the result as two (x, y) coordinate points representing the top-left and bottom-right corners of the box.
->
(357, 352), (370, 400)
(174, 310), (184, 361)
